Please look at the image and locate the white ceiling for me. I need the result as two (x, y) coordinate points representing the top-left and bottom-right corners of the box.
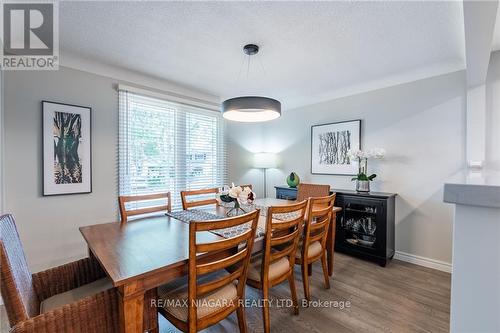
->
(493, 4), (500, 51)
(59, 1), (465, 109)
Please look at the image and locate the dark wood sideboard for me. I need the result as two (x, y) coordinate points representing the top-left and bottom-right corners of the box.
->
(275, 185), (396, 267)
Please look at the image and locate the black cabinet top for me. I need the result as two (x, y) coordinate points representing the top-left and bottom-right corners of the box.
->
(274, 185), (397, 199)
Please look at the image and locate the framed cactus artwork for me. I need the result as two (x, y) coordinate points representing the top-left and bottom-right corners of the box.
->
(311, 119), (361, 175)
(42, 101), (92, 195)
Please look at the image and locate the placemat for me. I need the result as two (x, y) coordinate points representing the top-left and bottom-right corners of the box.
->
(254, 204), (301, 221)
(167, 209), (265, 239)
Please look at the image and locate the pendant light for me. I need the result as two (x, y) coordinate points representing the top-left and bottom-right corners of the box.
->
(221, 44), (281, 122)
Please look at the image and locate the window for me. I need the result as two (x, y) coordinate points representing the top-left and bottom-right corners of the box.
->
(119, 90), (226, 210)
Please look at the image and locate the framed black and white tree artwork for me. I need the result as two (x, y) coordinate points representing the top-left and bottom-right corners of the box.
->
(311, 119), (361, 175)
(43, 101), (92, 195)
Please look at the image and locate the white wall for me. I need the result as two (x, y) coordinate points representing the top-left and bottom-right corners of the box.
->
(227, 71), (466, 264)
(0, 69), (3, 306)
(450, 203), (500, 333)
(486, 50), (500, 170)
(3, 66), (216, 272)
(4, 68), (119, 272)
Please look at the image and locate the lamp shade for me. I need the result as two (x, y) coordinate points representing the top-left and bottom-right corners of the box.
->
(254, 153), (278, 169)
(222, 96), (281, 122)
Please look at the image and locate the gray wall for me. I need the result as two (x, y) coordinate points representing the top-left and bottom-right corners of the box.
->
(3, 65), (467, 271)
(227, 71), (466, 264)
(4, 67), (119, 272)
(486, 50), (500, 170)
(0, 68), (3, 307)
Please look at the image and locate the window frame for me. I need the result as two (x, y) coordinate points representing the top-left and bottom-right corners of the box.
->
(118, 88), (226, 211)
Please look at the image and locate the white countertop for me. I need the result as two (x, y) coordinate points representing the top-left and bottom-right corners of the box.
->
(443, 169), (500, 208)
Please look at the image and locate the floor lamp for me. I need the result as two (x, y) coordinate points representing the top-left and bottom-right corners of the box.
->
(254, 152), (277, 198)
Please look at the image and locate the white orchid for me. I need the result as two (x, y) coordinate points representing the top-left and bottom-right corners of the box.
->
(228, 185), (243, 199)
(237, 186), (252, 202)
(347, 148), (385, 161)
(347, 149), (364, 160)
(367, 148), (386, 159)
(347, 147), (386, 185)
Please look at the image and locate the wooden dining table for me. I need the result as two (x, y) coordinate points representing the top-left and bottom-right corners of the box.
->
(79, 198), (341, 333)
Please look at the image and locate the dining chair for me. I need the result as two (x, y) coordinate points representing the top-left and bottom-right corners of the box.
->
(118, 192), (172, 223)
(296, 183), (330, 202)
(295, 194), (336, 301)
(157, 210), (260, 333)
(0, 214), (158, 333)
(181, 188), (220, 210)
(245, 200), (308, 333)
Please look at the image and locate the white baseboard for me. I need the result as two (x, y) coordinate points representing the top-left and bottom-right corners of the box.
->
(394, 251), (452, 273)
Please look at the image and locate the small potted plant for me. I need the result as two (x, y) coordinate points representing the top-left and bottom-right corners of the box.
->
(347, 148), (385, 193)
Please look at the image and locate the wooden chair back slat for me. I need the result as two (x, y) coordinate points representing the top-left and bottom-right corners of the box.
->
(269, 246), (295, 262)
(197, 267), (243, 295)
(186, 210), (259, 331)
(311, 205), (333, 218)
(120, 192), (170, 202)
(310, 217), (329, 229)
(196, 249), (248, 275)
(193, 213), (254, 231)
(269, 217), (302, 231)
(181, 188), (219, 210)
(125, 205), (170, 217)
(118, 192), (171, 223)
(196, 229), (252, 253)
(309, 231), (327, 243)
(296, 183), (330, 202)
(270, 230), (300, 246)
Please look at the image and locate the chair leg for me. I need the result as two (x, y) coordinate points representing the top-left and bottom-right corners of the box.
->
(262, 285), (271, 333)
(236, 305), (248, 333)
(287, 272), (299, 315)
(144, 288), (159, 333)
(308, 263), (312, 276)
(321, 254), (330, 289)
(301, 261), (310, 302)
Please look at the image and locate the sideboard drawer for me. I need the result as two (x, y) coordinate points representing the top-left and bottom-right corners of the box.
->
(275, 187), (297, 200)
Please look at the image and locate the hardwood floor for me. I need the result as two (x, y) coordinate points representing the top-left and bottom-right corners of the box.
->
(0, 253), (451, 333)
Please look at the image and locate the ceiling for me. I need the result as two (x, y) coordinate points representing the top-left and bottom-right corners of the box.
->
(59, 1), (466, 109)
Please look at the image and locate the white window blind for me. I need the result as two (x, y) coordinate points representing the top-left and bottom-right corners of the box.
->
(119, 90), (226, 210)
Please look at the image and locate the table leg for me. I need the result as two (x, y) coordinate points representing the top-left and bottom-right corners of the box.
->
(327, 213), (337, 276)
(119, 282), (145, 333)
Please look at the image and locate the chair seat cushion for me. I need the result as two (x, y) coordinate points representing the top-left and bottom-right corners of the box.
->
(158, 279), (238, 322)
(247, 257), (290, 282)
(296, 241), (323, 260)
(40, 278), (113, 313)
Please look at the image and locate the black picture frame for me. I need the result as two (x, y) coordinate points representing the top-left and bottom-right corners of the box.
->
(310, 119), (362, 176)
(42, 100), (92, 196)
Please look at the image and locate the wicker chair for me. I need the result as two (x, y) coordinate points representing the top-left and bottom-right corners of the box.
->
(0, 214), (157, 333)
(296, 183), (330, 202)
